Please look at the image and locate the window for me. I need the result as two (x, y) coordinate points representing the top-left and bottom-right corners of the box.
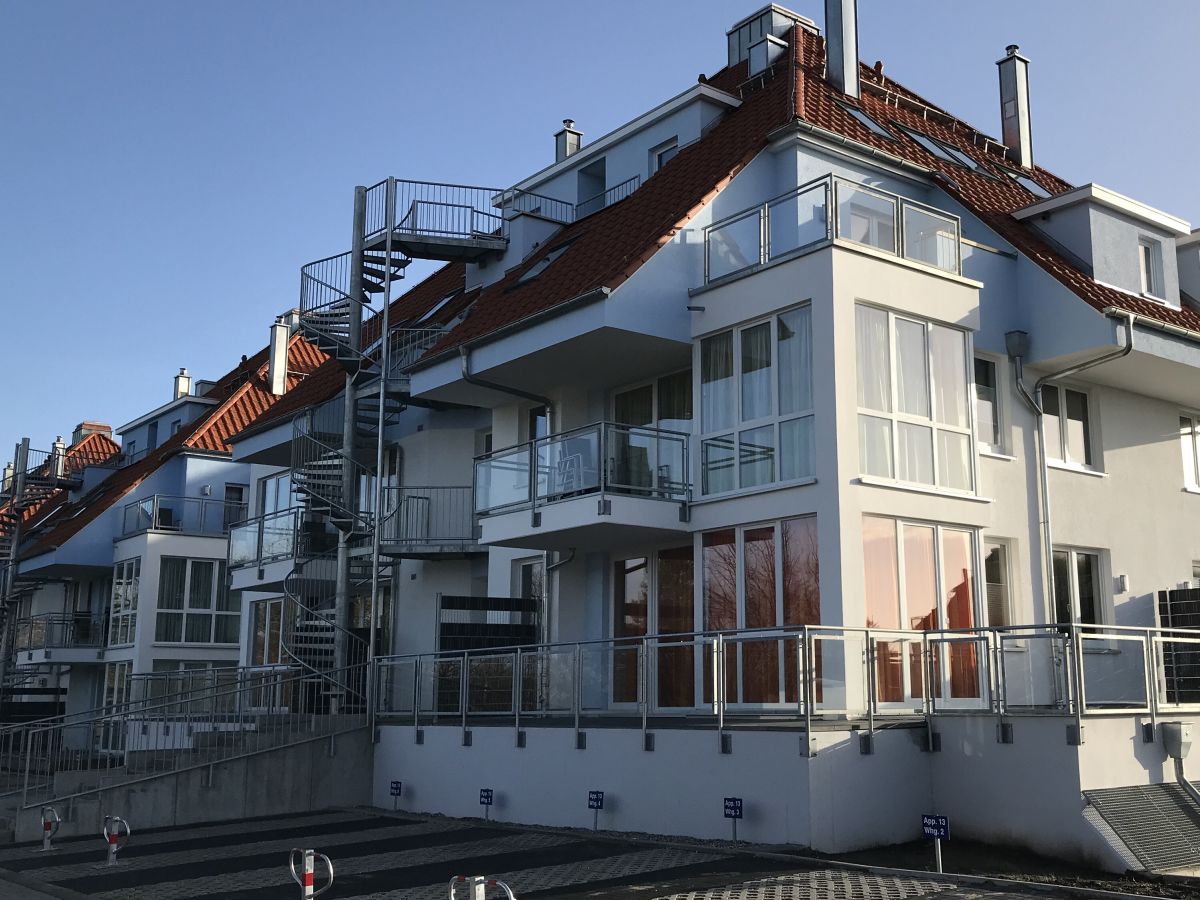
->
(1192, 562), (1200, 590)
(1181, 415), (1200, 489)
(898, 126), (978, 171)
(513, 558), (545, 603)
(125, 440), (136, 461)
(983, 540), (1013, 626)
(974, 357), (1001, 451)
(109, 558), (140, 647)
(527, 407), (549, 442)
(699, 307), (814, 494)
(1001, 169), (1051, 200)
(1139, 239), (1162, 298)
(415, 290), (460, 324)
(147, 422), (158, 452)
(1041, 384), (1093, 467)
(1052, 548), (1104, 625)
(170, 419), (182, 435)
(650, 138), (679, 174)
(155, 558), (239, 644)
(838, 102), (894, 140)
(258, 471), (293, 516)
(856, 305), (974, 491)
(251, 598), (284, 666)
(515, 241), (574, 285)
(223, 484), (247, 527)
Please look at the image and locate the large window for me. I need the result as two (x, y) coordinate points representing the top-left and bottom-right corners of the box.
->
(700, 306), (814, 495)
(109, 558), (140, 647)
(856, 305), (973, 492)
(1180, 414), (1200, 489)
(258, 471), (293, 516)
(1052, 548), (1104, 625)
(1041, 384), (1092, 467)
(155, 558), (239, 644)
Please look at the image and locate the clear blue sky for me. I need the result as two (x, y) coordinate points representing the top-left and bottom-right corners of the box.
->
(2, 1), (1196, 457)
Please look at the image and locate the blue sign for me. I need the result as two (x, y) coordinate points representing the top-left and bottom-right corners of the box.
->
(588, 790), (604, 810)
(390, 780), (402, 798)
(922, 814), (949, 840)
(723, 797), (743, 820)
(479, 789), (494, 806)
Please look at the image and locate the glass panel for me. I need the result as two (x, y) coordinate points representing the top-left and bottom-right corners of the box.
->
(158, 558), (186, 610)
(702, 530), (738, 704)
(656, 545), (695, 708)
(903, 205), (958, 272)
(185, 613), (212, 643)
(897, 422), (934, 484)
(937, 430), (972, 491)
(895, 319), (930, 417)
(858, 415), (893, 478)
(777, 307), (812, 415)
(188, 561), (214, 609)
(702, 436), (735, 495)
(707, 211), (762, 280)
(942, 529), (979, 699)
(536, 428), (600, 499)
(855, 305), (890, 412)
(1064, 389), (1092, 466)
(740, 323), (773, 421)
(1182, 417), (1199, 487)
(780, 416), (814, 481)
(1052, 549), (1072, 624)
(155, 611), (182, 643)
(742, 526), (778, 703)
(975, 358), (999, 448)
(782, 517), (820, 625)
(656, 370), (692, 432)
(475, 446), (531, 512)
(863, 516), (902, 702)
(767, 182), (828, 258)
(931, 325), (968, 428)
(984, 542), (1009, 626)
(739, 425), (775, 487)
(701, 332), (735, 432)
(609, 425), (656, 491)
(612, 558), (648, 704)
(904, 524), (938, 699)
(1077, 552), (1100, 625)
(614, 385), (654, 427)
(1042, 386), (1062, 461)
(837, 185), (896, 253)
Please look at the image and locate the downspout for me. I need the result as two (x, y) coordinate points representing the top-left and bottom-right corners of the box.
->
(1009, 309), (1136, 624)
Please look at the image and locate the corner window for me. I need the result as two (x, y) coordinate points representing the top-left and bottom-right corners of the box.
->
(974, 357), (1001, 452)
(1041, 385), (1093, 467)
(983, 540), (1013, 626)
(1139, 239), (1163, 298)
(699, 306), (814, 495)
(649, 137), (679, 174)
(856, 305), (974, 492)
(1052, 547), (1104, 625)
(155, 558), (238, 644)
(109, 558), (140, 647)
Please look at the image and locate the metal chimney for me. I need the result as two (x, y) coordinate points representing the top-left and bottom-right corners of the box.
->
(825, 0), (860, 98)
(268, 316), (290, 396)
(173, 368), (192, 400)
(555, 119), (582, 162)
(997, 45), (1033, 169)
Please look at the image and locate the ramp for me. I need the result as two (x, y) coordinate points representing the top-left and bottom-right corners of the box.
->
(1084, 783), (1200, 872)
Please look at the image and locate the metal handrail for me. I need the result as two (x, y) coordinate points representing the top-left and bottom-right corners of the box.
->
(120, 494), (247, 537)
(576, 175), (641, 219)
(379, 486), (476, 547)
(228, 508), (301, 569)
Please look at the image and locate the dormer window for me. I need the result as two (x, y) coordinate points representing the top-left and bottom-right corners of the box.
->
(650, 138), (679, 175)
(1139, 238), (1163, 299)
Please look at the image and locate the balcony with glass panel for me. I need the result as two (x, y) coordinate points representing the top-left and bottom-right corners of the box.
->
(702, 175), (962, 286)
(228, 508), (300, 592)
(12, 614), (107, 667)
(474, 422), (691, 550)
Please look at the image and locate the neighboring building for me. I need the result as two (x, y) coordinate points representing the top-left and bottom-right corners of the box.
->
(5, 0), (1200, 873)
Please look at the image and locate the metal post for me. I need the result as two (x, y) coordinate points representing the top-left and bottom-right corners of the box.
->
(413, 656), (421, 737)
(802, 628), (813, 758)
(934, 836), (943, 873)
(573, 643), (582, 741)
(289, 848), (334, 899)
(715, 634), (726, 746)
(1071, 626), (1086, 742)
(102, 815), (129, 867)
(513, 648), (522, 741)
(461, 652), (470, 742)
(40, 806), (60, 852)
(865, 635), (876, 739)
(639, 637), (649, 742)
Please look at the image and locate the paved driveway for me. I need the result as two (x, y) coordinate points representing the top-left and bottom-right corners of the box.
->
(0, 810), (1107, 899)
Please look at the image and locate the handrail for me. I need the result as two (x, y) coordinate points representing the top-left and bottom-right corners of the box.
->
(120, 494), (247, 537)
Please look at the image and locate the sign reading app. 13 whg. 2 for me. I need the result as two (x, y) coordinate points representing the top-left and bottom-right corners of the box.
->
(723, 797), (743, 820)
(480, 789), (494, 806)
(588, 790), (604, 810)
(922, 814), (949, 840)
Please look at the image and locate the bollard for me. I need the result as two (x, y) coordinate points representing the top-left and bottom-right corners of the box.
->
(449, 874), (518, 899)
(39, 807), (61, 852)
(101, 815), (130, 867)
(288, 848), (334, 898)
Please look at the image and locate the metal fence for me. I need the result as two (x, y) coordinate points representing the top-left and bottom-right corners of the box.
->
(379, 487), (476, 549)
(121, 494), (247, 537)
(576, 175), (641, 219)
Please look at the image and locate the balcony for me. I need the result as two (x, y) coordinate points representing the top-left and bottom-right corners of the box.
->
(474, 422), (690, 551)
(379, 486), (480, 559)
(703, 174), (962, 285)
(120, 494), (248, 538)
(228, 508), (301, 591)
(12, 615), (105, 666)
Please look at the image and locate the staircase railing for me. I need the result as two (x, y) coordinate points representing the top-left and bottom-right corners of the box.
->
(15, 662), (369, 809)
(291, 416), (374, 532)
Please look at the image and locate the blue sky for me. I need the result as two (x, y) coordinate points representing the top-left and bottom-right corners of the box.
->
(2, 1), (1196, 457)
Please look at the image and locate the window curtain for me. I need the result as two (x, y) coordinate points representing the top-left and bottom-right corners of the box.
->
(855, 306), (890, 412)
(895, 320), (930, 417)
(656, 371), (692, 432)
(930, 325), (968, 428)
(777, 308), (812, 415)
(740, 323), (772, 421)
(701, 333), (734, 432)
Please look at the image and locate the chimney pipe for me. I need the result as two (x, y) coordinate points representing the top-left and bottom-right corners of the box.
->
(997, 44), (1033, 169)
(173, 367), (191, 400)
(554, 119), (582, 162)
(825, 0), (860, 98)
(268, 317), (290, 396)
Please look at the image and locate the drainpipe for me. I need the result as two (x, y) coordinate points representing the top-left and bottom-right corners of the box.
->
(459, 346), (554, 433)
(1008, 310), (1136, 623)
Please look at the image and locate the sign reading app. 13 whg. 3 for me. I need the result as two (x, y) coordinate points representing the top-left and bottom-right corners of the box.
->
(723, 797), (743, 820)
(922, 814), (949, 840)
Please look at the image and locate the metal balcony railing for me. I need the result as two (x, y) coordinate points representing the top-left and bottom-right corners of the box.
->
(379, 487), (476, 548)
(576, 174), (641, 219)
(388, 327), (445, 375)
(120, 494), (248, 537)
(703, 174), (963, 283)
(13, 615), (106, 652)
(228, 508), (301, 569)
(474, 422), (690, 516)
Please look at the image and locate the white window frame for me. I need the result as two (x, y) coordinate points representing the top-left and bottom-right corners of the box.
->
(649, 137), (679, 176)
(1040, 382), (1097, 470)
(108, 558), (140, 648)
(1139, 238), (1163, 299)
(154, 557), (238, 646)
(982, 538), (1015, 627)
(973, 354), (1005, 455)
(697, 304), (815, 497)
(1180, 413), (1200, 490)
(258, 471), (293, 516)
(855, 304), (977, 494)
(1051, 546), (1108, 626)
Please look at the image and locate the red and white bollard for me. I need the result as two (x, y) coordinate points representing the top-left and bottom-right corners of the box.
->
(101, 815), (130, 867)
(39, 807), (61, 852)
(449, 874), (518, 899)
(288, 848), (334, 898)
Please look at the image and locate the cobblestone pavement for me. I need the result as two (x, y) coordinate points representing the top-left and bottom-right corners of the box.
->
(0, 810), (1096, 899)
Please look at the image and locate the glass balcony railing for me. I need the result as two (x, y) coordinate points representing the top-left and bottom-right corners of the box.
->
(703, 174), (962, 283)
(14, 614), (106, 652)
(228, 508), (300, 568)
(120, 494), (248, 537)
(474, 422), (690, 516)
